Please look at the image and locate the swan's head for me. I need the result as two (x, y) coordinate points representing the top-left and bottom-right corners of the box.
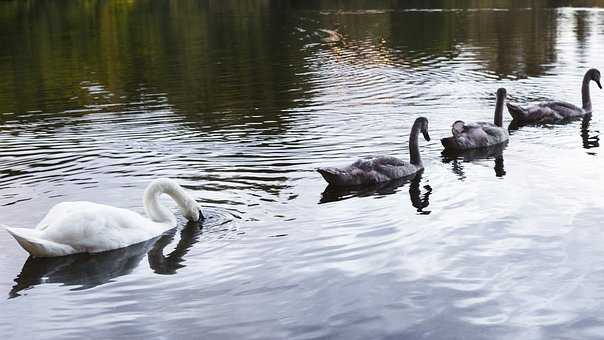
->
(184, 203), (203, 222)
(588, 68), (602, 89)
(496, 88), (507, 98)
(417, 116), (430, 141)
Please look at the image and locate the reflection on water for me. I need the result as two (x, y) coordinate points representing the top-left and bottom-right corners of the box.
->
(508, 113), (600, 154)
(581, 114), (600, 152)
(408, 174), (433, 214)
(441, 142), (508, 179)
(10, 237), (158, 298)
(320, 173), (432, 214)
(148, 222), (203, 275)
(2, 0), (604, 339)
(0, 0), (570, 117)
(9, 222), (202, 298)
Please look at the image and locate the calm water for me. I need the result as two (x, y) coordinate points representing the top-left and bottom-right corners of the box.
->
(1, 0), (604, 338)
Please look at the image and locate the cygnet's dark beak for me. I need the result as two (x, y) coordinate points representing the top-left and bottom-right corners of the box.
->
(198, 208), (205, 221)
(597, 79), (602, 89)
(422, 130), (431, 142)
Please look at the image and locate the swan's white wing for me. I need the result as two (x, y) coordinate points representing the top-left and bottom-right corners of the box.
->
(6, 227), (76, 257)
(38, 202), (168, 254)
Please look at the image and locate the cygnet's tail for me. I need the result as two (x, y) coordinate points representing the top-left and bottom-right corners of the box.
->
(506, 103), (528, 121)
(440, 137), (457, 150)
(4, 226), (74, 257)
(317, 167), (341, 186)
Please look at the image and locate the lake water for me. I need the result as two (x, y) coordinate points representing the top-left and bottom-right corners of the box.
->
(1, 0), (604, 339)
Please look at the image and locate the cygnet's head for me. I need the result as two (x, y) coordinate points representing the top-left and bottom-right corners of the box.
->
(588, 68), (602, 89)
(416, 117), (431, 141)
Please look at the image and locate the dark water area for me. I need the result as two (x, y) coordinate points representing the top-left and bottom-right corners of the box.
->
(2, 0), (604, 338)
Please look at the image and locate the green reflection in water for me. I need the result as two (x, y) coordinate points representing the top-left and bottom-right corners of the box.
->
(0, 0), (600, 120)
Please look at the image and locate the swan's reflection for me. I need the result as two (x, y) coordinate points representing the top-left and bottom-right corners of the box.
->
(407, 174), (432, 215)
(441, 142), (508, 180)
(9, 222), (202, 298)
(148, 221), (203, 275)
(509, 114), (599, 153)
(319, 173), (432, 214)
(581, 114), (599, 153)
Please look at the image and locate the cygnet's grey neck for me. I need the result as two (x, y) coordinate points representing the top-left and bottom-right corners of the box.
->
(582, 70), (594, 112)
(409, 119), (423, 166)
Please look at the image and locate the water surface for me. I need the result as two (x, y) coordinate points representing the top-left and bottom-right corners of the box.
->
(2, 1), (604, 339)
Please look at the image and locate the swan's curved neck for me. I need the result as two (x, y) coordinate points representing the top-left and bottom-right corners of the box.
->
(409, 119), (423, 166)
(494, 92), (505, 127)
(143, 179), (199, 224)
(582, 72), (593, 112)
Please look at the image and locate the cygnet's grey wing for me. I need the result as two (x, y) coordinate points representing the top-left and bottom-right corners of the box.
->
(350, 158), (377, 171)
(446, 123), (506, 149)
(319, 159), (383, 186)
(329, 158), (387, 185)
(372, 156), (416, 179)
(540, 101), (584, 118)
(373, 156), (406, 167)
(525, 105), (564, 123)
(541, 101), (582, 111)
(475, 122), (509, 143)
(459, 124), (491, 147)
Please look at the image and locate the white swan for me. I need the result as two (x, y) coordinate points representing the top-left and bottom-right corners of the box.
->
(4, 178), (202, 258)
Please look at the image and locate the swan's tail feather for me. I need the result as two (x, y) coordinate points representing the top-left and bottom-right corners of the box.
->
(317, 167), (341, 186)
(507, 103), (527, 121)
(4, 226), (74, 257)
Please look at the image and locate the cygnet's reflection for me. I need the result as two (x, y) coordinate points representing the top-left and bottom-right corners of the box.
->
(319, 173), (432, 214)
(441, 142), (507, 180)
(509, 114), (599, 153)
(9, 222), (202, 298)
(581, 114), (599, 152)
